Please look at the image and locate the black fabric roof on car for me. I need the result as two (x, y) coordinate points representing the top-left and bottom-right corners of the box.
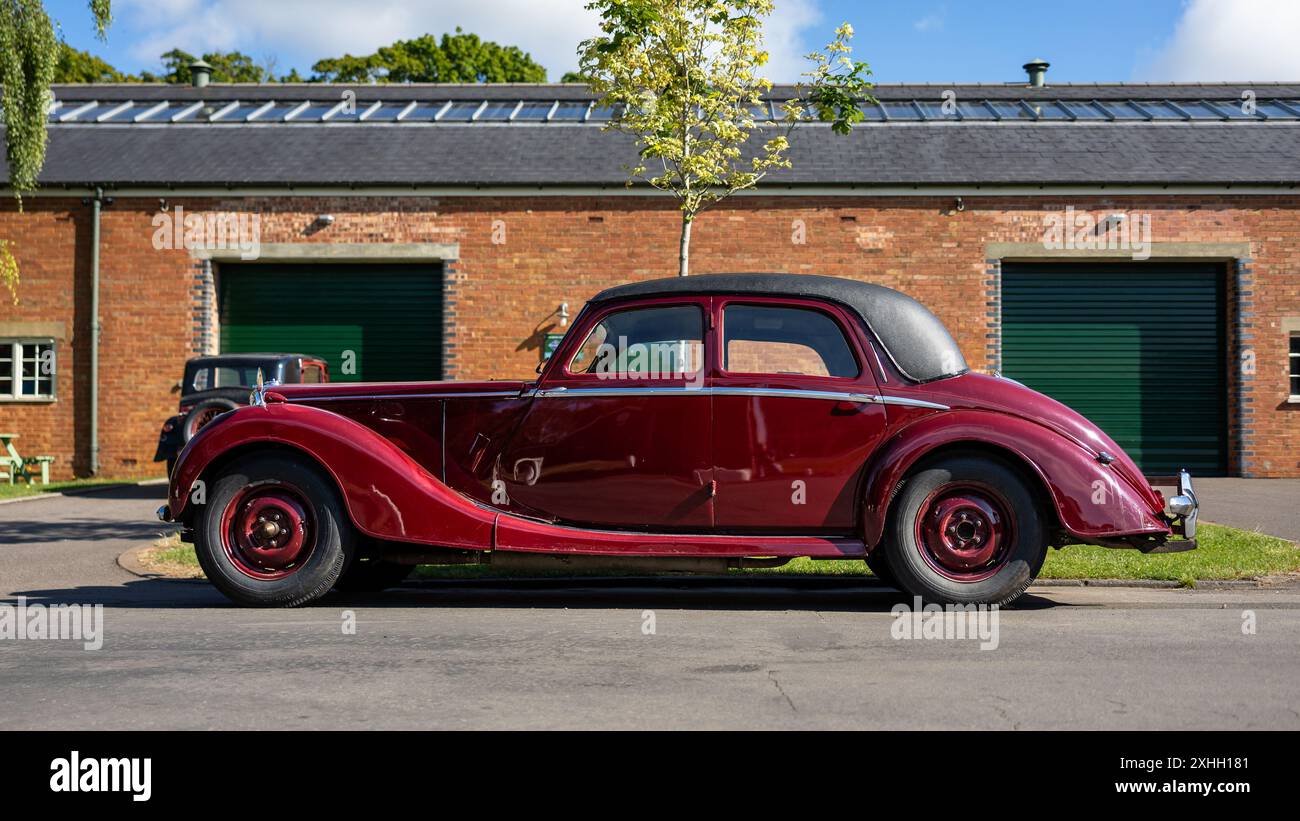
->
(591, 273), (968, 383)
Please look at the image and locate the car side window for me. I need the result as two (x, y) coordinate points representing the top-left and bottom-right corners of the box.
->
(301, 364), (323, 383)
(723, 304), (858, 378)
(569, 305), (704, 379)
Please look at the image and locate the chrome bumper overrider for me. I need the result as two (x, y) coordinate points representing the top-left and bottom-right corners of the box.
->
(1166, 469), (1199, 540)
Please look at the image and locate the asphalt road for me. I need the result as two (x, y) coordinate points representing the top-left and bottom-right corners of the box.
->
(1, 484), (1298, 730)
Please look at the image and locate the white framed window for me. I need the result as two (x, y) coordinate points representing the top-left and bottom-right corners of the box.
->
(1290, 333), (1300, 402)
(0, 339), (57, 401)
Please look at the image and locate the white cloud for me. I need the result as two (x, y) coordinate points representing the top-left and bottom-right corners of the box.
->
(1138, 0), (1300, 80)
(761, 0), (824, 82)
(114, 0), (831, 83)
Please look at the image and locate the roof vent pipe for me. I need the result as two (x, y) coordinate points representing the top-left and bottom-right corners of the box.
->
(189, 59), (213, 88)
(1023, 58), (1049, 87)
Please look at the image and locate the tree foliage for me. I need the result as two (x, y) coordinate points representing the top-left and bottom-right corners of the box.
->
(136, 48), (273, 84)
(577, 0), (872, 276)
(1, 0), (112, 302)
(54, 41), (124, 82)
(310, 28), (547, 83)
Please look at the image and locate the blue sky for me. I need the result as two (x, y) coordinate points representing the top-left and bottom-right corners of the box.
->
(45, 0), (1300, 83)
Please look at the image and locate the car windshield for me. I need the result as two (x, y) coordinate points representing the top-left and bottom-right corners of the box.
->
(184, 362), (278, 395)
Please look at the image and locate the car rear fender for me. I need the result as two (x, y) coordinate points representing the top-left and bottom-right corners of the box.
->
(862, 409), (1169, 548)
(165, 401), (495, 548)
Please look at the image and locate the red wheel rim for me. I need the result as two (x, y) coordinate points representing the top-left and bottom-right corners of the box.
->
(218, 483), (316, 580)
(914, 482), (1015, 582)
(187, 407), (223, 439)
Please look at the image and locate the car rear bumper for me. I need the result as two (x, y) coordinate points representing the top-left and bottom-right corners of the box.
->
(1164, 469), (1200, 539)
(1132, 469), (1198, 553)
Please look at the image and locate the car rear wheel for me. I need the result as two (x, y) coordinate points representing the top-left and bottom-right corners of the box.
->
(334, 558), (415, 592)
(194, 453), (353, 607)
(884, 455), (1047, 606)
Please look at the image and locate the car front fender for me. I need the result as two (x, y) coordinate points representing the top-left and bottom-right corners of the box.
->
(164, 401), (495, 549)
(862, 409), (1169, 548)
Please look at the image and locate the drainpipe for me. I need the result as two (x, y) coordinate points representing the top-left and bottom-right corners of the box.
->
(86, 187), (110, 475)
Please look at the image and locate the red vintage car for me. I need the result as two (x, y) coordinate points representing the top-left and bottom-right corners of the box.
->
(158, 273), (1198, 607)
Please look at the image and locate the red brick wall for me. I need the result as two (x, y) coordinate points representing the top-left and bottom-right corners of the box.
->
(2, 193), (1297, 479)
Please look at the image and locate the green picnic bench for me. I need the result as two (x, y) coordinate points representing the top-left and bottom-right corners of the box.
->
(0, 433), (55, 485)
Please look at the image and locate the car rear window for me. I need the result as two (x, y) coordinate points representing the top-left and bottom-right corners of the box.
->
(186, 364), (270, 394)
(723, 304), (858, 378)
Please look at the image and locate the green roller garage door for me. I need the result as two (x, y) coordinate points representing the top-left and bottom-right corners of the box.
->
(219, 263), (442, 382)
(1002, 262), (1226, 475)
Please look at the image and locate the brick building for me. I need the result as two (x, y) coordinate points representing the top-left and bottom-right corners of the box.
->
(2, 76), (1298, 479)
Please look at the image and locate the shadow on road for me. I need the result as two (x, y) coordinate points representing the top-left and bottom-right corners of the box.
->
(0, 483), (171, 544)
(0, 517), (175, 545)
(77, 484), (169, 501)
(2, 575), (1061, 613)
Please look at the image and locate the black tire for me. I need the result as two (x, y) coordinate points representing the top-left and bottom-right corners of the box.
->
(194, 453), (353, 607)
(865, 550), (901, 589)
(334, 558), (415, 592)
(182, 398), (239, 442)
(884, 456), (1047, 606)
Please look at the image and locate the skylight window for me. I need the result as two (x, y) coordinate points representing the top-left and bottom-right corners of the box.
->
(439, 101), (484, 121)
(550, 102), (590, 121)
(880, 101), (922, 120)
(42, 96), (1300, 126)
(1058, 100), (1110, 119)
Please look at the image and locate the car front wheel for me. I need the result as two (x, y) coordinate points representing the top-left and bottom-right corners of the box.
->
(194, 453), (353, 607)
(884, 455), (1047, 606)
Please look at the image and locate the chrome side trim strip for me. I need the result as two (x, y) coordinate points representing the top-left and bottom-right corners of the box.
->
(879, 395), (952, 410)
(291, 385), (950, 410)
(525, 385), (950, 409)
(293, 390), (522, 402)
(710, 387), (875, 403)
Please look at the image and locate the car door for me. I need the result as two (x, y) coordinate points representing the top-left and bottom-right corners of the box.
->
(711, 298), (888, 533)
(498, 298), (714, 530)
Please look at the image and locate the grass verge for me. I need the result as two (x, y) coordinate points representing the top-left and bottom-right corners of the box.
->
(137, 522), (1297, 584)
(0, 478), (147, 501)
(136, 532), (206, 579)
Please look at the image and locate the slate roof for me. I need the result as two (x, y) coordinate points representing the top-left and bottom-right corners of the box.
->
(10, 83), (1300, 188)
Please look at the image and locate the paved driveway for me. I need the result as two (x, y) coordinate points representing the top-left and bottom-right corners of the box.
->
(1, 483), (1298, 730)
(1195, 478), (1300, 541)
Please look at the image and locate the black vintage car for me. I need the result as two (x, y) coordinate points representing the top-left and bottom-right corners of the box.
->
(154, 353), (329, 476)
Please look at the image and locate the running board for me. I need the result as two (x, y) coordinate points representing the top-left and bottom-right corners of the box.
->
(493, 514), (866, 559)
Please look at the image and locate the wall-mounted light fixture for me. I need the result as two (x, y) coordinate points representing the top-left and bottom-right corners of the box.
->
(558, 302), (570, 327)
